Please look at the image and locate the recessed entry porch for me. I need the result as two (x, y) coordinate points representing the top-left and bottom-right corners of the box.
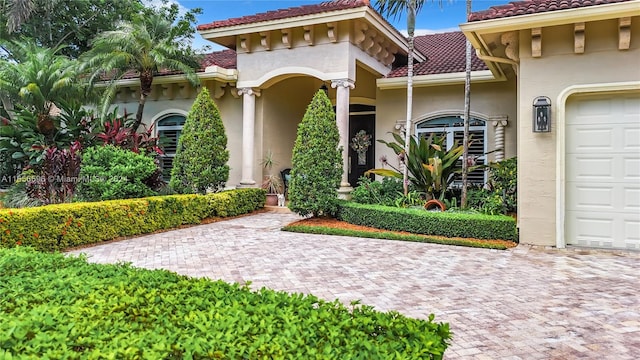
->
(253, 64), (379, 193)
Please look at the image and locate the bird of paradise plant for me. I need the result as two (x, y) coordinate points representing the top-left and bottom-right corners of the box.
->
(366, 132), (464, 201)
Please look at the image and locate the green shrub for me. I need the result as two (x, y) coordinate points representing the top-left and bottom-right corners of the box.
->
(338, 201), (518, 241)
(289, 90), (342, 217)
(0, 189), (265, 251)
(468, 157), (517, 215)
(351, 176), (404, 206)
(0, 247), (450, 359)
(76, 145), (160, 201)
(170, 88), (229, 194)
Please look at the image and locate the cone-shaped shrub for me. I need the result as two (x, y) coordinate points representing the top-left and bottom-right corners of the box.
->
(170, 88), (229, 194)
(289, 90), (342, 217)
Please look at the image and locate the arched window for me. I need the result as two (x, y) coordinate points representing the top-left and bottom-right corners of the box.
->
(156, 114), (186, 180)
(416, 115), (487, 186)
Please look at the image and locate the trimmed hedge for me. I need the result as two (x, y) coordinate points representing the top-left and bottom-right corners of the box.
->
(0, 188), (265, 251)
(0, 247), (451, 359)
(283, 224), (514, 250)
(337, 202), (518, 241)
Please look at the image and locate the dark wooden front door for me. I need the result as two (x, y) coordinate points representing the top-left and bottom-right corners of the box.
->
(348, 111), (375, 187)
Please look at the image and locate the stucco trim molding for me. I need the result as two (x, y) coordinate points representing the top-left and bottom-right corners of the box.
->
(377, 70), (496, 89)
(238, 66), (349, 89)
(555, 81), (640, 249)
(414, 109), (491, 123)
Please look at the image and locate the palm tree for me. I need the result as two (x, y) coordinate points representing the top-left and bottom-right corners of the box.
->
(0, 40), (86, 139)
(461, 0), (472, 208)
(81, 12), (201, 131)
(376, 0), (441, 196)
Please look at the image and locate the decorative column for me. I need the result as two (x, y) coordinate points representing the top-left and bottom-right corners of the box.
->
(491, 115), (508, 162)
(331, 79), (355, 198)
(237, 87), (261, 187)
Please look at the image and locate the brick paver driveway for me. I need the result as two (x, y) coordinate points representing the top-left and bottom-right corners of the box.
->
(68, 211), (640, 359)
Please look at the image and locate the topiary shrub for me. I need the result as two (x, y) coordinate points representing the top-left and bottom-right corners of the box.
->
(170, 88), (229, 194)
(288, 90), (342, 217)
(76, 145), (159, 201)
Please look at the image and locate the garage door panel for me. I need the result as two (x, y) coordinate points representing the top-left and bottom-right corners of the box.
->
(566, 93), (640, 249)
(566, 185), (614, 210)
(624, 220), (640, 249)
(624, 128), (640, 150)
(624, 187), (640, 211)
(567, 155), (614, 180)
(624, 97), (640, 115)
(624, 157), (640, 179)
(566, 126), (614, 151)
(566, 212), (614, 247)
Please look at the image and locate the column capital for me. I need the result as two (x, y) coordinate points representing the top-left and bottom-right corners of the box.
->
(237, 87), (261, 97)
(330, 79), (355, 90)
(490, 115), (508, 127)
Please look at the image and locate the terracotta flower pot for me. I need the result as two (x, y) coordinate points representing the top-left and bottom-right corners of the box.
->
(424, 199), (446, 212)
(265, 193), (279, 206)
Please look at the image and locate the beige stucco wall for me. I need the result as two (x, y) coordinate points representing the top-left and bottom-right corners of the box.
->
(516, 17), (640, 246)
(375, 80), (518, 174)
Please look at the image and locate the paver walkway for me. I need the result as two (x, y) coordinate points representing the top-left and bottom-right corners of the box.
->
(68, 211), (640, 359)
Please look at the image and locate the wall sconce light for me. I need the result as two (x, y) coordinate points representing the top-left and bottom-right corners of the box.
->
(533, 96), (551, 132)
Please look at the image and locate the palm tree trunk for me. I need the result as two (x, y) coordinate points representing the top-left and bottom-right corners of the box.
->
(403, 0), (417, 197)
(133, 71), (153, 132)
(461, 0), (472, 208)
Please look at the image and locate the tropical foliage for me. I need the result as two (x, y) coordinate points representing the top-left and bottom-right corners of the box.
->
(288, 90), (342, 217)
(24, 141), (83, 205)
(467, 157), (517, 215)
(80, 9), (201, 128)
(170, 88), (229, 194)
(367, 132), (464, 201)
(0, 0), (146, 58)
(0, 41), (89, 128)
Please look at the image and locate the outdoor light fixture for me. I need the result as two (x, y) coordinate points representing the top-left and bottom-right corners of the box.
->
(533, 96), (551, 132)
(320, 84), (328, 94)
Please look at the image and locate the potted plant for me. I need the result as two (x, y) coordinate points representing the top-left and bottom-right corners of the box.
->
(260, 150), (283, 206)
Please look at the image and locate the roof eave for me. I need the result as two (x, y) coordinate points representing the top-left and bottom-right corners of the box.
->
(460, 0), (640, 35)
(363, 8), (426, 62)
(97, 68), (238, 88)
(197, 6), (425, 62)
(377, 70), (498, 89)
(198, 7), (367, 40)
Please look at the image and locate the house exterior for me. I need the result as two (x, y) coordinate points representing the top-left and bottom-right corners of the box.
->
(110, 0), (640, 249)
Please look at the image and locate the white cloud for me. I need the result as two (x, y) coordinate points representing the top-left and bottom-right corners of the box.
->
(142, 0), (189, 16)
(399, 27), (460, 36)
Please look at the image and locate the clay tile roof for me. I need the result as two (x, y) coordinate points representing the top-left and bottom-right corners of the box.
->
(200, 49), (237, 70)
(469, 0), (632, 22)
(197, 0), (371, 31)
(386, 32), (488, 78)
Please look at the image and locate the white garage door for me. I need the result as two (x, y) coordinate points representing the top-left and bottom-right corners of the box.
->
(566, 92), (640, 249)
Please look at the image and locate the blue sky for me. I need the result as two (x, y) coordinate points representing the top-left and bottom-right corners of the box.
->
(156, 0), (512, 50)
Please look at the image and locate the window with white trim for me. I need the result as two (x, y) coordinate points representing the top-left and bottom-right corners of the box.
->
(157, 115), (186, 180)
(416, 116), (487, 186)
